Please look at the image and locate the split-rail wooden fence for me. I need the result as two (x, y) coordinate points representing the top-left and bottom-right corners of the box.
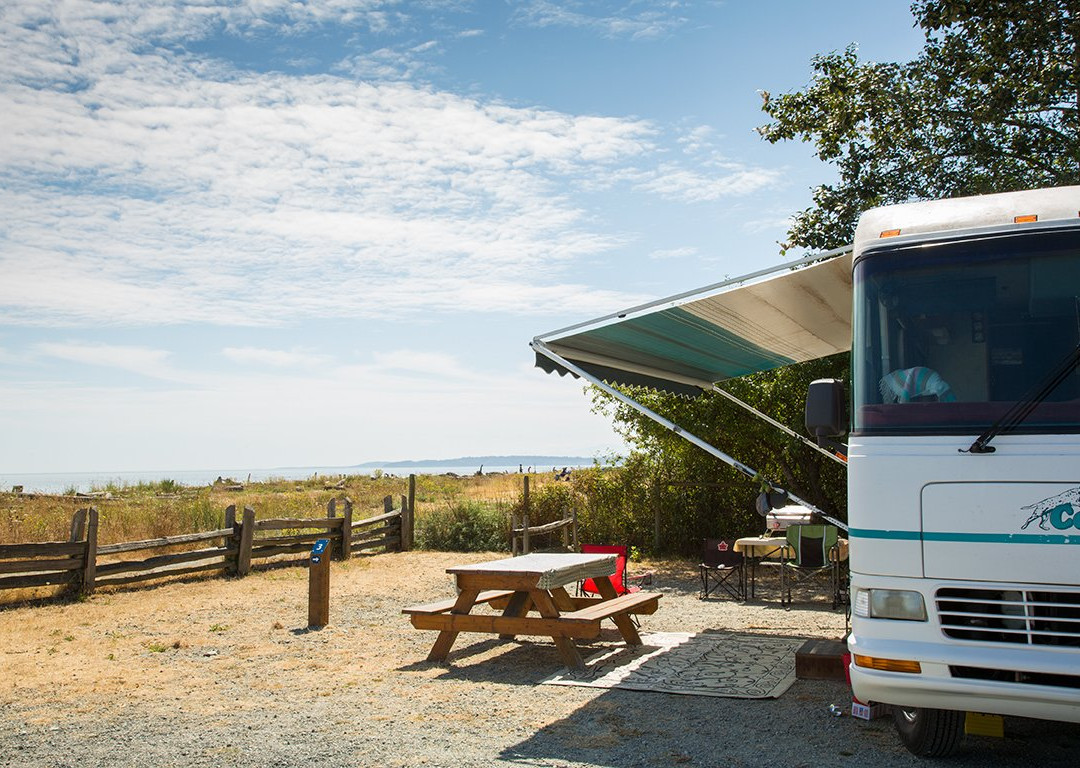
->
(510, 475), (577, 554)
(0, 495), (414, 596)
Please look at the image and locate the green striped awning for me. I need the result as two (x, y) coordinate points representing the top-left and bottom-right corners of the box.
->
(533, 250), (853, 395)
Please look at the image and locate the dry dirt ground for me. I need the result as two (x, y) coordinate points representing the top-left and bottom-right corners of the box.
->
(1, 552), (1078, 768)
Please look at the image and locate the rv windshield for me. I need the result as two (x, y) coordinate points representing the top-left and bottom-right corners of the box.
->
(852, 227), (1080, 436)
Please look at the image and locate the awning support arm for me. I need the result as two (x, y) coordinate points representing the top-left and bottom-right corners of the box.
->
(710, 385), (847, 466)
(533, 341), (847, 531)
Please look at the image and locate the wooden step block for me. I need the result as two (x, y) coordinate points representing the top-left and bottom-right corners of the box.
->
(795, 638), (848, 680)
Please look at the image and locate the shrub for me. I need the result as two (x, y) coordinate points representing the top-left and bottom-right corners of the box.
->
(514, 482), (577, 525)
(417, 500), (508, 552)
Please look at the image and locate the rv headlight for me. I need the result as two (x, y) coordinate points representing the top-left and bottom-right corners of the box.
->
(853, 589), (927, 621)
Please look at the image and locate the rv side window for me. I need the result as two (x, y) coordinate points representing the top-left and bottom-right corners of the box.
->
(852, 228), (1080, 435)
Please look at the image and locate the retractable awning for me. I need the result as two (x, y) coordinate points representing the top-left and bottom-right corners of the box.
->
(531, 247), (854, 529)
(532, 247), (852, 395)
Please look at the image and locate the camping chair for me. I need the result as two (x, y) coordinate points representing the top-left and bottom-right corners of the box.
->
(779, 524), (840, 607)
(698, 538), (745, 600)
(578, 544), (652, 597)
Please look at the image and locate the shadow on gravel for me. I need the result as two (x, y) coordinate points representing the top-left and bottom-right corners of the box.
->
(397, 636), (621, 685)
(499, 683), (1080, 768)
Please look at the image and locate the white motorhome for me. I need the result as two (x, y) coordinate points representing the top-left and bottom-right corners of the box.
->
(533, 185), (1080, 757)
(819, 186), (1080, 755)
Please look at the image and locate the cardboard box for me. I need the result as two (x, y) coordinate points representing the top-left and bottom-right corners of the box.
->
(851, 700), (888, 720)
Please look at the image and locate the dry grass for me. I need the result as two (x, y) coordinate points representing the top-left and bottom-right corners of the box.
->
(0, 471), (560, 547)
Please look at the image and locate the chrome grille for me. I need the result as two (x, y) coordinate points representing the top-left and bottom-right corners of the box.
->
(936, 587), (1080, 647)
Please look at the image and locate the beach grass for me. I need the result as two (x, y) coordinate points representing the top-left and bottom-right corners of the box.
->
(0, 471), (559, 546)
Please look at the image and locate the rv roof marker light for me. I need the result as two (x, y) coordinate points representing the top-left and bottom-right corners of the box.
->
(879, 229), (902, 238)
(1014, 214), (1037, 223)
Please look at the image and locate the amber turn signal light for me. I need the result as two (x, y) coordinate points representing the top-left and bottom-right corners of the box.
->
(853, 654), (922, 673)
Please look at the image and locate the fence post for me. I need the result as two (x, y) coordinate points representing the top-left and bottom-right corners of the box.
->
(82, 507), (98, 595)
(68, 509), (86, 595)
(572, 504), (579, 550)
(522, 475), (531, 555)
(224, 505), (238, 575)
(399, 494), (411, 552)
(308, 539), (331, 628)
(327, 498), (339, 559)
(340, 498), (353, 560)
(237, 506), (255, 576)
(69, 508), (86, 544)
(407, 474), (416, 550)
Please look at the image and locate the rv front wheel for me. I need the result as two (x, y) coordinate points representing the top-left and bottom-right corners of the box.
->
(892, 705), (963, 757)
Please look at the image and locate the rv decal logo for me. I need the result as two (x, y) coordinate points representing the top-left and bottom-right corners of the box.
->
(1021, 487), (1080, 531)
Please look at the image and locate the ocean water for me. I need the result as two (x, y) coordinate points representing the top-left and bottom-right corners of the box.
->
(1, 462), (589, 495)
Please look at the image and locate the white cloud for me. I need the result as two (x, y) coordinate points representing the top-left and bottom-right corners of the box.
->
(221, 346), (330, 368)
(0, 0), (779, 331)
(512, 1), (690, 40)
(649, 246), (698, 260)
(678, 125), (720, 155)
(370, 349), (477, 378)
(35, 341), (180, 380)
(0, 352), (627, 472)
(637, 164), (781, 203)
(743, 213), (798, 234)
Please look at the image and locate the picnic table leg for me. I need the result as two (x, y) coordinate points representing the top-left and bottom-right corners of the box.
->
(548, 586), (576, 612)
(529, 589), (586, 670)
(498, 590), (532, 640)
(427, 587), (480, 661)
(594, 577), (643, 646)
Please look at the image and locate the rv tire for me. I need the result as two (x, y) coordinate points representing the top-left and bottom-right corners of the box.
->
(892, 705), (964, 757)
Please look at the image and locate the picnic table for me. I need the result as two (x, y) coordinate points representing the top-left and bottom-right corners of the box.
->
(403, 552), (661, 669)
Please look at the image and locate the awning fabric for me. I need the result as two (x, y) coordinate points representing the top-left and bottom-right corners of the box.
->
(533, 250), (853, 394)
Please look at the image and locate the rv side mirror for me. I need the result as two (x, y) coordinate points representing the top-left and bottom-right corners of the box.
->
(805, 379), (848, 443)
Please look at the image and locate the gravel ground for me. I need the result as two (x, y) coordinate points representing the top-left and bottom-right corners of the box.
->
(2, 551), (1079, 768)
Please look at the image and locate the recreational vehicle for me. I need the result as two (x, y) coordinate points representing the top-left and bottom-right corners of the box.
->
(534, 186), (1080, 757)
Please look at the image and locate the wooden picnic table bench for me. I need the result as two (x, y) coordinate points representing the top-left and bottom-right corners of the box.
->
(402, 552), (662, 669)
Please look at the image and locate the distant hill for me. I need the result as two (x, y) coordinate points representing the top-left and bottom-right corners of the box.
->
(350, 455), (596, 469)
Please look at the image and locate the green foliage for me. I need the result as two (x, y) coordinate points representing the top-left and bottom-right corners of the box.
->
(570, 460), (655, 551)
(758, 0), (1080, 251)
(517, 482), (576, 525)
(583, 1), (1080, 555)
(588, 355), (849, 554)
(416, 500), (508, 552)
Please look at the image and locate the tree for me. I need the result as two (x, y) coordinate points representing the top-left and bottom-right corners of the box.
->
(759, 0), (1080, 251)
(590, 354), (849, 549)
(592, 2), (1080, 545)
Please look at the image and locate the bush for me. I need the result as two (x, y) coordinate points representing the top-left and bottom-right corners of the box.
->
(514, 482), (577, 525)
(417, 500), (508, 552)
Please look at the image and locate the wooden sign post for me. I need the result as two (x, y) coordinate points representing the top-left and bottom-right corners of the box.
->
(308, 538), (331, 628)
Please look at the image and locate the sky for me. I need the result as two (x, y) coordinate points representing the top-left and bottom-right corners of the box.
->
(0, 1), (926, 475)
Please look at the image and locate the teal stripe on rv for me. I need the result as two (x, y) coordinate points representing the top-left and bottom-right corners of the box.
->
(850, 528), (1080, 545)
(848, 528), (922, 541)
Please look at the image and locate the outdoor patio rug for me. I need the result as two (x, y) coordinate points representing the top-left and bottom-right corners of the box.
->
(541, 630), (804, 698)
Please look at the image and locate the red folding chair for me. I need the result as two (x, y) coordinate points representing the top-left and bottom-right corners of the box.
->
(579, 544), (652, 596)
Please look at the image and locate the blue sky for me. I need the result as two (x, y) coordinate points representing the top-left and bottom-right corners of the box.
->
(0, 1), (925, 474)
